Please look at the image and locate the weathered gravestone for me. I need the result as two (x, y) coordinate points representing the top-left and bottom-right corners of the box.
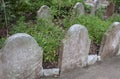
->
(90, 0), (99, 15)
(85, 0), (93, 3)
(99, 0), (107, 3)
(99, 22), (120, 60)
(59, 24), (91, 73)
(37, 5), (51, 20)
(73, 2), (85, 16)
(1, 33), (43, 79)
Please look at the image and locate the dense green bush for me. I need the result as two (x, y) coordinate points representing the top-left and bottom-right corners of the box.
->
(9, 17), (65, 62)
(0, 0), (85, 27)
(107, 14), (120, 22)
(64, 15), (111, 44)
(114, 0), (120, 7)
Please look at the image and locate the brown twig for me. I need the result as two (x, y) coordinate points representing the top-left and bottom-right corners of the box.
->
(1, 0), (8, 37)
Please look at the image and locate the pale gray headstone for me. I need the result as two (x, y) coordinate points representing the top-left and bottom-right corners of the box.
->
(1, 33), (43, 79)
(37, 5), (51, 20)
(59, 24), (91, 73)
(73, 2), (85, 16)
(99, 22), (120, 60)
(85, 0), (108, 11)
(90, 6), (96, 15)
(90, 0), (99, 15)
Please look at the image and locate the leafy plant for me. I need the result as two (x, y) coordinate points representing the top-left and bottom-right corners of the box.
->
(0, 37), (6, 48)
(9, 17), (64, 62)
(64, 15), (111, 44)
(107, 14), (120, 22)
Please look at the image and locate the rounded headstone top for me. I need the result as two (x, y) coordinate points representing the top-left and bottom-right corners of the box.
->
(73, 2), (83, 8)
(69, 24), (87, 33)
(37, 5), (51, 19)
(4, 33), (37, 46)
(41, 5), (49, 9)
(7, 33), (33, 40)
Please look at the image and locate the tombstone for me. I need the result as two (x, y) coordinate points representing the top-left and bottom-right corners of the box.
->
(73, 2), (85, 16)
(99, 22), (120, 60)
(59, 24), (91, 73)
(1, 33), (43, 79)
(90, 0), (99, 15)
(85, 0), (108, 12)
(37, 5), (51, 20)
(91, 6), (96, 15)
(99, 0), (107, 3)
(104, 1), (115, 20)
(85, 0), (94, 3)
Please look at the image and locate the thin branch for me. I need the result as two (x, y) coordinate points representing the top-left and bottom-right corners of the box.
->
(2, 0), (8, 36)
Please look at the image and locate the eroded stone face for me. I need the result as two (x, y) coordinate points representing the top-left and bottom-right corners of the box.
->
(37, 5), (51, 19)
(73, 2), (85, 16)
(59, 24), (91, 73)
(99, 22), (120, 59)
(1, 33), (43, 79)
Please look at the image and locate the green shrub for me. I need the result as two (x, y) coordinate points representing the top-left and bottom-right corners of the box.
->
(0, 0), (85, 28)
(64, 15), (111, 44)
(107, 14), (120, 22)
(0, 37), (6, 48)
(84, 4), (92, 14)
(9, 17), (65, 62)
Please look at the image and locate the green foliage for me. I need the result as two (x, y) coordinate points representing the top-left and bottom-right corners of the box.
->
(0, 37), (6, 48)
(0, 0), (85, 27)
(64, 15), (111, 44)
(96, 7), (106, 19)
(107, 14), (120, 22)
(9, 17), (65, 62)
(114, 0), (120, 6)
(84, 4), (92, 14)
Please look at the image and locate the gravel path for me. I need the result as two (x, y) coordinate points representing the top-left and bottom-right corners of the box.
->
(41, 56), (120, 79)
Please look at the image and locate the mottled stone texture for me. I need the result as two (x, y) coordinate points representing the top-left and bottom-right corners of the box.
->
(37, 5), (51, 20)
(0, 53), (4, 79)
(60, 24), (91, 73)
(73, 2), (85, 16)
(90, 0), (99, 16)
(1, 33), (43, 79)
(99, 22), (120, 59)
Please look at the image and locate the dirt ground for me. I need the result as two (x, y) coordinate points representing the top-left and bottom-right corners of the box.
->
(41, 56), (120, 79)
